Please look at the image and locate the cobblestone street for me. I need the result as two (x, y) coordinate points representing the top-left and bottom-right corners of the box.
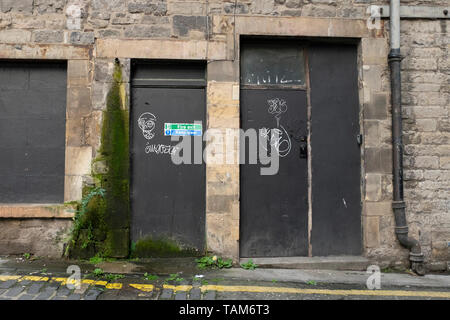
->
(1, 265), (449, 301)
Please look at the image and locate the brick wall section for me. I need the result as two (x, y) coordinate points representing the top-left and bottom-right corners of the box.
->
(0, 1), (448, 268)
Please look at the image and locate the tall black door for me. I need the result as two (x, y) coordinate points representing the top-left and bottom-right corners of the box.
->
(130, 61), (206, 254)
(240, 42), (309, 257)
(240, 40), (362, 258)
(309, 44), (362, 256)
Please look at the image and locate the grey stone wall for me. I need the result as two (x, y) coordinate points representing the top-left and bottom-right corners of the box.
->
(0, 0), (448, 269)
(401, 19), (449, 271)
(0, 219), (72, 258)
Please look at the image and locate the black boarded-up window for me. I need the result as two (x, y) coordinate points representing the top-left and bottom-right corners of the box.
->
(241, 41), (305, 86)
(0, 61), (67, 203)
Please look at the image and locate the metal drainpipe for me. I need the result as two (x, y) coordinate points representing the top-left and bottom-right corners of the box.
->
(388, 0), (425, 275)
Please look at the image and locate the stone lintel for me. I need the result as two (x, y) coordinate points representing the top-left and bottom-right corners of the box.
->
(96, 39), (227, 60)
(235, 16), (375, 39)
(0, 44), (90, 60)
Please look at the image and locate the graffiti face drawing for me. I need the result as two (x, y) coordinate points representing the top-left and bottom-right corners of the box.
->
(138, 112), (157, 140)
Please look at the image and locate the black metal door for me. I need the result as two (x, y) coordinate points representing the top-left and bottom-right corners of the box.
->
(130, 61), (206, 254)
(240, 40), (361, 258)
(240, 89), (309, 257)
(309, 43), (362, 255)
(0, 61), (66, 203)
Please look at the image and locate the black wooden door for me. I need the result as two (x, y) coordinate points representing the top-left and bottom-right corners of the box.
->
(240, 89), (309, 257)
(130, 61), (206, 254)
(240, 40), (361, 258)
(309, 44), (362, 256)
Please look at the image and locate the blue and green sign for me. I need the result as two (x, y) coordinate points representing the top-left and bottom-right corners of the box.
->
(164, 123), (202, 136)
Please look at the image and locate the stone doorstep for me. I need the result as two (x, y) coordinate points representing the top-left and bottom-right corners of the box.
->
(240, 256), (370, 271)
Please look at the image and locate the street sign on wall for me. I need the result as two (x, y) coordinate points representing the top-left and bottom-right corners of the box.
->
(164, 123), (202, 136)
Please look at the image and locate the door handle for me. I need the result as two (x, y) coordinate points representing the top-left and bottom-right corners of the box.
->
(300, 136), (307, 159)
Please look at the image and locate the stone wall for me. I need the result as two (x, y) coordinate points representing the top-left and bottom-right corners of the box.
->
(0, 219), (72, 258)
(0, 1), (448, 270)
(400, 19), (450, 271)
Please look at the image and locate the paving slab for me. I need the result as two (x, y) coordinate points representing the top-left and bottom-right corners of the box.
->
(210, 268), (450, 289)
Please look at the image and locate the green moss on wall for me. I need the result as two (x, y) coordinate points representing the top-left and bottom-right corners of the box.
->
(67, 61), (130, 259)
(131, 236), (201, 258)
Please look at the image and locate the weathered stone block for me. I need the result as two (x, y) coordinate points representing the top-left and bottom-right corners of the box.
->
(173, 15), (207, 37)
(364, 121), (380, 148)
(427, 262), (448, 272)
(365, 147), (392, 174)
(207, 60), (238, 82)
(88, 18), (109, 29)
(141, 15), (170, 25)
(415, 119), (437, 132)
(34, 0), (65, 14)
(363, 65), (383, 92)
(420, 133), (450, 145)
(410, 106), (447, 119)
(285, 0), (301, 8)
(67, 86), (92, 119)
(365, 174), (382, 201)
(124, 25), (171, 38)
(365, 92), (388, 120)
(250, 0), (275, 14)
(85, 111), (103, 150)
(404, 170), (424, 181)
(90, 11), (111, 20)
(129, 0), (167, 15)
(0, 218), (71, 257)
(208, 105), (240, 129)
(69, 31), (95, 45)
(301, 4), (337, 17)
(364, 201), (392, 217)
(337, 5), (366, 18)
(403, 57), (438, 71)
(207, 82), (239, 107)
(362, 38), (388, 65)
(207, 195), (235, 214)
(68, 60), (91, 87)
(33, 30), (64, 43)
(111, 13), (139, 25)
(98, 29), (123, 39)
(0, 29), (31, 43)
(224, 2), (248, 14)
(364, 216), (380, 248)
(10, 16), (45, 29)
(206, 213), (225, 253)
(439, 157), (450, 169)
(168, 2), (205, 15)
(92, 0), (126, 11)
(0, 0), (33, 14)
(66, 118), (84, 147)
(65, 146), (92, 176)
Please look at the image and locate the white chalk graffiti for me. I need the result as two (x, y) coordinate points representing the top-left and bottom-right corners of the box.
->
(260, 98), (292, 157)
(138, 112), (157, 140)
(137, 112), (181, 156)
(145, 144), (179, 155)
